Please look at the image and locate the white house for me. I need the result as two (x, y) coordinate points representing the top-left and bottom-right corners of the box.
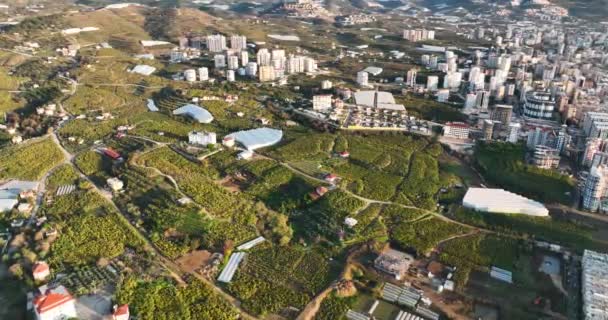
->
(107, 178), (124, 192)
(33, 286), (77, 320)
(188, 131), (216, 146)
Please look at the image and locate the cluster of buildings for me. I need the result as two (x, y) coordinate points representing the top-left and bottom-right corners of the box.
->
(172, 33), (318, 84)
(581, 249), (608, 320)
(336, 14), (376, 26)
(402, 29), (435, 42)
(419, 17), (608, 215)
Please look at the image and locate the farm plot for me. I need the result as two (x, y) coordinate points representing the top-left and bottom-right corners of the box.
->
(227, 246), (336, 316)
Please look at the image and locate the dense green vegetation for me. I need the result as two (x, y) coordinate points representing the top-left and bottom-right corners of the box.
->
(228, 246), (336, 316)
(45, 189), (145, 266)
(452, 207), (603, 252)
(315, 292), (354, 320)
(0, 137), (65, 180)
(117, 276), (239, 320)
(298, 190), (365, 241)
(46, 164), (80, 190)
(266, 131), (444, 208)
(397, 94), (466, 123)
(475, 142), (574, 204)
(135, 147), (292, 250)
(390, 216), (468, 255)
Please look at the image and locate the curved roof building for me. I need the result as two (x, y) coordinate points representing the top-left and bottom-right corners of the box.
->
(523, 91), (556, 120)
(173, 104), (214, 123)
(463, 188), (549, 216)
(225, 127), (283, 151)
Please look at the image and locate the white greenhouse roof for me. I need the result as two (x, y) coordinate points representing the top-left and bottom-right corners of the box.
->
(146, 99), (158, 112)
(140, 40), (172, 47)
(0, 199), (18, 212)
(130, 65), (156, 76)
(0, 180), (38, 191)
(463, 188), (548, 217)
(226, 127), (283, 151)
(173, 104), (214, 123)
(363, 66), (383, 76)
(236, 236), (265, 251)
(354, 91), (406, 111)
(217, 252), (246, 283)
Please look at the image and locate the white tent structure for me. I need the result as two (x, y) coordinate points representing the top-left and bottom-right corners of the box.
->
(225, 128), (283, 151)
(173, 104), (214, 123)
(462, 188), (549, 217)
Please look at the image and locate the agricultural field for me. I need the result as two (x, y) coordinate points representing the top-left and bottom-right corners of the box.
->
(293, 190), (366, 243)
(389, 216), (469, 255)
(116, 276), (239, 320)
(46, 164), (80, 191)
(45, 188), (145, 266)
(0, 137), (65, 180)
(227, 245), (337, 316)
(134, 147), (291, 250)
(316, 292), (355, 320)
(265, 131), (445, 206)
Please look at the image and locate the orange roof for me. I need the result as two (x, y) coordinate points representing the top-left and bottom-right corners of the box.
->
(33, 262), (49, 274)
(34, 291), (74, 314)
(114, 304), (129, 316)
(316, 186), (328, 196)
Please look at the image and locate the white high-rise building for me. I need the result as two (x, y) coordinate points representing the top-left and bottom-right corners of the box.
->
(437, 89), (449, 103)
(464, 93), (477, 112)
(403, 29), (435, 42)
(286, 55), (305, 74)
(469, 66), (481, 82)
(226, 70), (235, 82)
(507, 123), (520, 143)
(304, 57), (317, 73)
(245, 62), (258, 77)
(256, 48), (271, 66)
(357, 71), (369, 87)
(582, 250), (608, 319)
(227, 55), (239, 70)
(184, 69), (197, 82)
(198, 67), (209, 81)
(476, 90), (491, 112)
(240, 51), (249, 66)
(582, 164), (608, 212)
(230, 35), (247, 51)
(214, 54), (226, 68)
(406, 69), (417, 87)
(426, 75), (439, 91)
(271, 49), (286, 70)
(443, 71), (462, 89)
(206, 34), (227, 52)
(259, 65), (276, 82)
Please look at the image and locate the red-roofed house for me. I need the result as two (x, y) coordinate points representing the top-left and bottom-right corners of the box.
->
(315, 186), (328, 197)
(32, 261), (50, 281)
(339, 151), (350, 158)
(113, 304), (130, 320)
(33, 286), (77, 320)
(324, 173), (338, 184)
